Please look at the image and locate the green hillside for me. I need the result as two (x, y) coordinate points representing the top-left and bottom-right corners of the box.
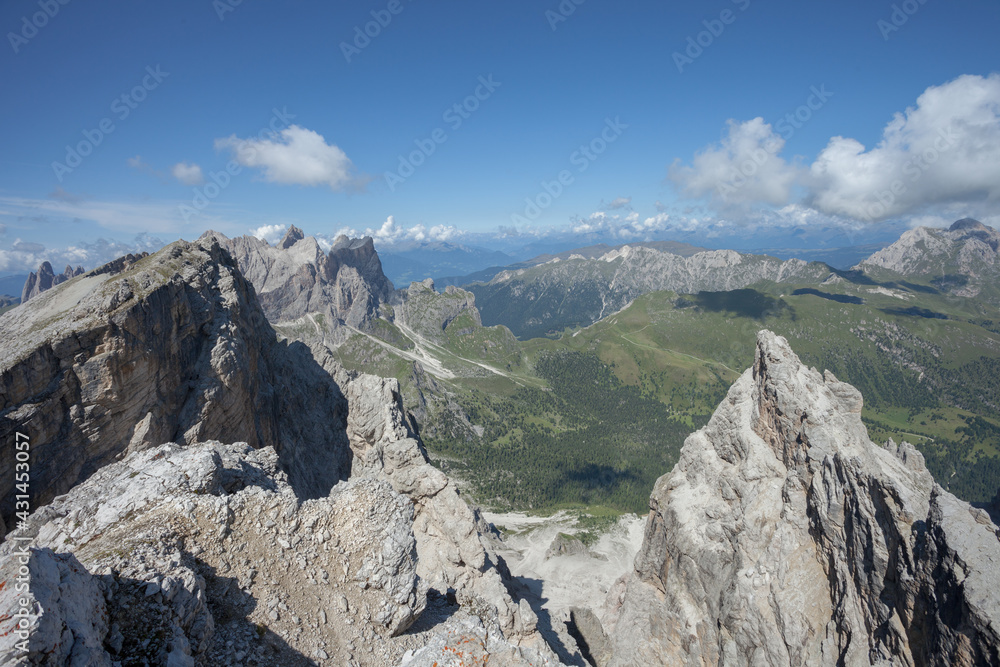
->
(323, 268), (1000, 514)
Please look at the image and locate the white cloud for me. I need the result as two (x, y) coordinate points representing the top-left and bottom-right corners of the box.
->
(605, 196), (633, 210)
(428, 224), (460, 242)
(669, 117), (800, 208)
(251, 224), (287, 244)
(332, 216), (463, 246)
(572, 210), (699, 238)
(807, 73), (1000, 221)
(215, 125), (361, 191)
(172, 162), (204, 186)
(670, 74), (1000, 224)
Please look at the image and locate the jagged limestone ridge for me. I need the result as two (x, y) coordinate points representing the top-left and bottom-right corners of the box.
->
(606, 330), (1000, 667)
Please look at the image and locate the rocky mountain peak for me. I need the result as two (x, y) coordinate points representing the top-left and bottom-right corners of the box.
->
(0, 237), (357, 540)
(606, 329), (1000, 666)
(203, 230), (393, 341)
(327, 235), (386, 284)
(278, 224), (305, 249)
(950, 217), (989, 232)
(856, 218), (999, 300)
(20, 260), (85, 303)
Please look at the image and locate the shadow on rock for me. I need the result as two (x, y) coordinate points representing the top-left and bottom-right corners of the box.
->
(509, 576), (587, 667)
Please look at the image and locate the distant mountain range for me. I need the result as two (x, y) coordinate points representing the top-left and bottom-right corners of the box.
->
(465, 246), (832, 339)
(377, 240), (515, 287)
(373, 221), (914, 286)
(316, 218), (1000, 512)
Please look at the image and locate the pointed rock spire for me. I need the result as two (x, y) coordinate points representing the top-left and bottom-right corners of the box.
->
(279, 225), (305, 249)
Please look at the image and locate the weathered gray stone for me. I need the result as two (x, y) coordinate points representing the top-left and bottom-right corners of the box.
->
(857, 218), (1000, 301)
(0, 239), (353, 533)
(0, 236), (565, 665)
(202, 228), (393, 340)
(0, 549), (111, 666)
(344, 373), (550, 652)
(20, 261), (85, 303)
(568, 606), (611, 667)
(606, 330), (1000, 667)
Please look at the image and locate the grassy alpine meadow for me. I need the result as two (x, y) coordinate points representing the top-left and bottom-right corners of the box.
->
(328, 269), (1000, 516)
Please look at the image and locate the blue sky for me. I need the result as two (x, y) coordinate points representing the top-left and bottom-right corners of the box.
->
(1, 0), (998, 272)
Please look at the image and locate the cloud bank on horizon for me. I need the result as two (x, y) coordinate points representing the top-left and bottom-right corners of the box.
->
(2, 73), (1000, 274)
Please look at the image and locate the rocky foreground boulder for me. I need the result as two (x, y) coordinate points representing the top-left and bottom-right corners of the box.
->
(605, 330), (1000, 666)
(0, 441), (424, 665)
(0, 438), (559, 666)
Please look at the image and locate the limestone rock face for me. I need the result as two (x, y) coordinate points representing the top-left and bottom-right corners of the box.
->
(202, 228), (393, 340)
(0, 441), (426, 666)
(606, 331), (1000, 666)
(392, 279), (482, 345)
(0, 239), (352, 536)
(344, 374), (550, 651)
(857, 218), (1000, 300)
(20, 262), (85, 303)
(0, 549), (111, 666)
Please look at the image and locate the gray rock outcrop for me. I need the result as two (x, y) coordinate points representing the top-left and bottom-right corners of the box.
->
(605, 330), (1000, 666)
(202, 228), (394, 341)
(567, 607), (611, 667)
(0, 239), (563, 665)
(392, 279), (482, 346)
(857, 218), (1000, 300)
(21, 262), (87, 303)
(0, 441), (426, 665)
(343, 374), (551, 653)
(0, 239), (353, 539)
